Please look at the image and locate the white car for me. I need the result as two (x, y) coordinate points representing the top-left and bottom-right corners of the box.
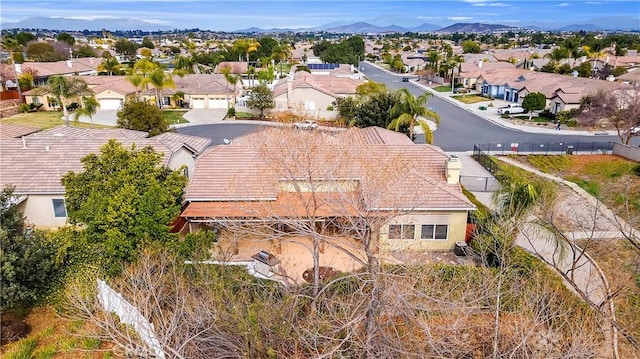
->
(496, 104), (525, 115)
(294, 120), (318, 130)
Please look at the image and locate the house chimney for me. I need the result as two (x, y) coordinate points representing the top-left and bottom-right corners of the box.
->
(22, 137), (26, 149)
(445, 155), (461, 184)
(477, 60), (483, 68)
(14, 63), (21, 73)
(66, 60), (72, 68)
(287, 75), (293, 105)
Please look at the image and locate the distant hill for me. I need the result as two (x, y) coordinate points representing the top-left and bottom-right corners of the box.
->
(3, 17), (172, 31)
(411, 23), (441, 32)
(557, 24), (603, 32)
(436, 23), (517, 33)
(323, 22), (407, 34)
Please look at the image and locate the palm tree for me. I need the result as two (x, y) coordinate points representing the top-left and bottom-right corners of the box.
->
(272, 42), (291, 78)
(387, 88), (440, 143)
(148, 68), (176, 109)
(221, 66), (240, 109)
(41, 76), (93, 125)
(427, 51), (441, 73)
(1, 36), (23, 103)
(171, 91), (185, 108)
(173, 55), (194, 77)
(544, 47), (569, 66)
(98, 56), (121, 76)
(73, 95), (100, 128)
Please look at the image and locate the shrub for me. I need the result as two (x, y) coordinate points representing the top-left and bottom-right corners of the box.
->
(226, 107), (236, 118)
(18, 104), (30, 113)
(556, 108), (579, 127)
(500, 113), (510, 119)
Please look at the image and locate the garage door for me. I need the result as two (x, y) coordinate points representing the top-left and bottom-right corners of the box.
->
(208, 97), (227, 109)
(99, 98), (123, 110)
(192, 97), (205, 109)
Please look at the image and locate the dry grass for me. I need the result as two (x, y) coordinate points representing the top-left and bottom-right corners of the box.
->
(0, 307), (121, 359)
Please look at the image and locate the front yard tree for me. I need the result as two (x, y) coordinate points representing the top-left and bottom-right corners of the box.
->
(246, 83), (274, 118)
(116, 98), (169, 136)
(73, 95), (100, 128)
(148, 68), (175, 109)
(114, 39), (139, 63)
(461, 40), (481, 54)
(388, 88), (440, 143)
(522, 92), (547, 121)
(61, 140), (187, 274)
(579, 87), (640, 144)
(41, 75), (93, 125)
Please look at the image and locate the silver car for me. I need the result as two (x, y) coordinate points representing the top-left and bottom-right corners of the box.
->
(294, 120), (318, 130)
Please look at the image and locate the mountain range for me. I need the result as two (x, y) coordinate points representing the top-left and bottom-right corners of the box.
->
(3, 15), (638, 33)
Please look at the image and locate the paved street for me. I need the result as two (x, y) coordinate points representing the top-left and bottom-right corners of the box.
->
(358, 61), (637, 151)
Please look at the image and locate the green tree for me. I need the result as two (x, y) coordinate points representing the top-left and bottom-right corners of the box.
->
(351, 91), (399, 128)
(26, 42), (58, 61)
(461, 40), (481, 54)
(61, 140), (187, 274)
(0, 186), (59, 311)
(39, 76), (93, 125)
(221, 66), (240, 108)
(246, 83), (274, 118)
(116, 98), (168, 136)
(98, 56), (121, 76)
(74, 45), (97, 58)
(141, 37), (155, 49)
(356, 81), (387, 96)
(148, 68), (176, 108)
(56, 33), (75, 46)
(73, 95), (100, 128)
(114, 38), (138, 63)
(521, 92), (547, 121)
(388, 88), (440, 143)
(15, 32), (35, 46)
(173, 55), (194, 77)
(574, 62), (592, 78)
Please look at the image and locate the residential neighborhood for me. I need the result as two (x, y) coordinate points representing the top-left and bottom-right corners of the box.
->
(1, 3), (640, 357)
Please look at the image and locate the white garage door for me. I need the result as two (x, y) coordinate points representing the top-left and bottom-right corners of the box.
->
(192, 97), (205, 109)
(208, 97), (227, 109)
(99, 98), (123, 110)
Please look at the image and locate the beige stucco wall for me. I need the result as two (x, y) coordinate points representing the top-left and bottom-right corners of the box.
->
(167, 147), (195, 178)
(379, 211), (468, 251)
(94, 89), (127, 101)
(18, 194), (68, 229)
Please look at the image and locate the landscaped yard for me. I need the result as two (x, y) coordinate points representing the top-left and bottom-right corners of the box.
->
(513, 115), (553, 123)
(1, 112), (111, 129)
(162, 110), (189, 125)
(452, 94), (489, 104)
(433, 85), (452, 92)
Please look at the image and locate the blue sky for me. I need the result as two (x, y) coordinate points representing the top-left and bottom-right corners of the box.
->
(2, 0), (639, 30)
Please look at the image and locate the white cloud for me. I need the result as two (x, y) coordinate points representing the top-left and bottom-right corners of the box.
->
(448, 16), (473, 20)
(487, 2), (509, 7)
(557, 2), (570, 6)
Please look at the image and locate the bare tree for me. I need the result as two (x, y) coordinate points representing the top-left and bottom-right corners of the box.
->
(579, 87), (640, 145)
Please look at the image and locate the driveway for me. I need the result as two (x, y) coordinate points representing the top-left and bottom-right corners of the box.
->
(75, 109), (118, 126)
(179, 109), (227, 126)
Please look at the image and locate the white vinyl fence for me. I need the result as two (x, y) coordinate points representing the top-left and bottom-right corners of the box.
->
(97, 279), (165, 358)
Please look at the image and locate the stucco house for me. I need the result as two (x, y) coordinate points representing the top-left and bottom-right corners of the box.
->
(271, 71), (363, 117)
(0, 126), (211, 228)
(150, 74), (239, 109)
(23, 75), (138, 111)
(17, 57), (100, 86)
(176, 126), (474, 281)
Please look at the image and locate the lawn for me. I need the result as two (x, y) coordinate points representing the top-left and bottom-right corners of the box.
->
(433, 85), (452, 92)
(452, 95), (489, 104)
(162, 110), (189, 125)
(1, 112), (111, 129)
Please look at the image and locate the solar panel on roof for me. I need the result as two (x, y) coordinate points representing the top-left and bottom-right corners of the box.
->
(308, 63), (339, 70)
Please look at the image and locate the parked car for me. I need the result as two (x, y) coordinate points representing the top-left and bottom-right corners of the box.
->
(402, 77), (409, 82)
(496, 104), (525, 115)
(294, 120), (318, 130)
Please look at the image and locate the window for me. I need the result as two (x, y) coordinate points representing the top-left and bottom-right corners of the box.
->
(421, 224), (448, 240)
(52, 199), (67, 218)
(388, 224), (415, 240)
